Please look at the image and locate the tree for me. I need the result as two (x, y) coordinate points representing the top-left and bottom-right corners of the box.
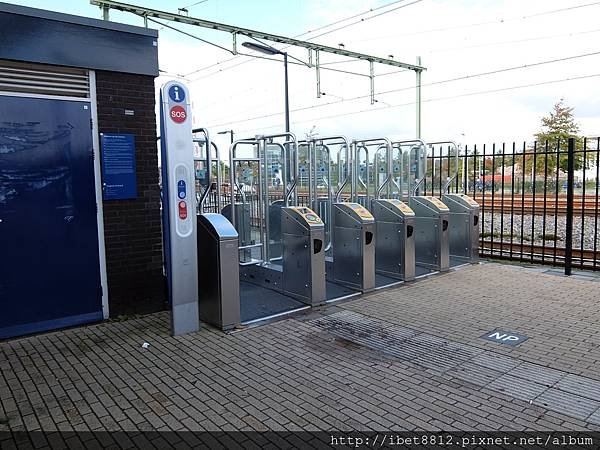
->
(531, 100), (584, 173)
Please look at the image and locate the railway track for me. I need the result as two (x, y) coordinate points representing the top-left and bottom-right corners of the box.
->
(211, 192), (600, 217)
(473, 195), (599, 217)
(480, 241), (599, 268)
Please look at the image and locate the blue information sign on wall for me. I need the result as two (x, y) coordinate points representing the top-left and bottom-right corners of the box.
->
(100, 133), (137, 200)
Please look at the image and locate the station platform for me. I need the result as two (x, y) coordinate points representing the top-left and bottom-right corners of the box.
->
(1, 262), (600, 439)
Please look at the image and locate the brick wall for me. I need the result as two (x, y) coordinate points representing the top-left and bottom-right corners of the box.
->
(95, 70), (166, 316)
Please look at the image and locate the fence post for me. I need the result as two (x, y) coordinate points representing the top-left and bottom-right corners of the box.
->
(564, 137), (575, 276)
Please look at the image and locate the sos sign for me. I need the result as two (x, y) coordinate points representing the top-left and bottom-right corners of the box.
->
(170, 105), (187, 124)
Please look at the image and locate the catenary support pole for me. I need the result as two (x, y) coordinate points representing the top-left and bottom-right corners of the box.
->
(416, 56), (422, 139)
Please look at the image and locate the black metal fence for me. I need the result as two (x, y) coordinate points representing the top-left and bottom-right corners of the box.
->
(425, 137), (600, 271)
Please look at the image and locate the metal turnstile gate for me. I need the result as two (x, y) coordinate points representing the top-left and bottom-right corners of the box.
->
(442, 193), (480, 265)
(326, 202), (376, 292)
(197, 213), (241, 331)
(371, 199), (416, 282)
(409, 196), (450, 272)
(240, 206), (327, 307)
(281, 207), (326, 305)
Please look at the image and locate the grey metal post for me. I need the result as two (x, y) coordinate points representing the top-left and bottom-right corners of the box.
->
(194, 128), (212, 214)
(416, 56), (422, 139)
(284, 52), (290, 133)
(565, 137), (575, 276)
(259, 138), (270, 262)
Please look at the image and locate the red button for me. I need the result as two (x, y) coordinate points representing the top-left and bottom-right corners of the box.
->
(178, 201), (187, 219)
(170, 105), (187, 123)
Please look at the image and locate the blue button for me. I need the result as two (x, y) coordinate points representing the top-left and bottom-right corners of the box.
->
(168, 85), (185, 103)
(177, 180), (186, 199)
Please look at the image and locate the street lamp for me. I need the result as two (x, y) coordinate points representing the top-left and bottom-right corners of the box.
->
(242, 41), (289, 133)
(217, 129), (234, 144)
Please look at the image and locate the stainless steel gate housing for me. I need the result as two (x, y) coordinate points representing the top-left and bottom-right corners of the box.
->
(197, 213), (241, 331)
(327, 202), (376, 292)
(409, 196), (450, 272)
(281, 207), (327, 305)
(371, 199), (416, 281)
(442, 193), (480, 263)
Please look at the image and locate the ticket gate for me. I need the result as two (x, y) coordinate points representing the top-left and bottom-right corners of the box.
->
(409, 196), (450, 273)
(326, 202), (376, 292)
(354, 136), (416, 288)
(442, 193), (480, 266)
(197, 213), (241, 331)
(281, 207), (327, 304)
(239, 206), (326, 307)
(222, 202), (252, 262)
(371, 199), (416, 282)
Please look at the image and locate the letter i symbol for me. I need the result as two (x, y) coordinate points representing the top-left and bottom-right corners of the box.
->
(174, 87), (180, 101)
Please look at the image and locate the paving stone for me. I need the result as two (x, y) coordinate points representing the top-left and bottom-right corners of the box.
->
(509, 362), (566, 387)
(2, 263), (600, 436)
(555, 373), (600, 402)
(588, 409), (600, 425)
(448, 361), (503, 387)
(534, 388), (600, 422)
(487, 374), (548, 402)
(471, 351), (520, 373)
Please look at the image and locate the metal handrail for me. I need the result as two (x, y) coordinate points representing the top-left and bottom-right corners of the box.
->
(311, 136), (350, 202)
(355, 143), (369, 203)
(229, 139), (260, 256)
(317, 143), (334, 251)
(192, 128), (211, 213)
(373, 144), (389, 199)
(267, 142), (288, 206)
(353, 137), (393, 202)
(428, 140), (459, 194)
(230, 134), (298, 265)
(392, 139), (427, 197)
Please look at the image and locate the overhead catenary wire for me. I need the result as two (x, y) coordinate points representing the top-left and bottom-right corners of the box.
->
(204, 50), (600, 128)
(148, 17), (234, 58)
(343, 0), (600, 43)
(150, 16), (372, 80)
(182, 0), (600, 81)
(187, 50), (373, 82)
(376, 49), (600, 79)
(157, 0), (209, 31)
(232, 73), (600, 134)
(291, 0), (423, 43)
(181, 0), (422, 78)
(425, 27), (600, 56)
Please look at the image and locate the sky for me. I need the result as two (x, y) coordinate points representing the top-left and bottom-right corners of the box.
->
(10, 0), (600, 154)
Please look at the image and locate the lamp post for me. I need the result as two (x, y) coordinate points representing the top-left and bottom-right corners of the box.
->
(217, 129), (234, 144)
(242, 41), (289, 133)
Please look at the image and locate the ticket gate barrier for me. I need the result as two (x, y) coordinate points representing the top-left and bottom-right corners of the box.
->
(197, 213), (241, 331)
(282, 207), (326, 305)
(426, 140), (478, 267)
(326, 202), (376, 292)
(371, 199), (416, 282)
(442, 193), (480, 265)
(409, 196), (450, 272)
(353, 137), (417, 288)
(240, 206), (326, 307)
(222, 202), (252, 262)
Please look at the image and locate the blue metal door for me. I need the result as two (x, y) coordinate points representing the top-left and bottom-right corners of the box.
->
(0, 95), (102, 338)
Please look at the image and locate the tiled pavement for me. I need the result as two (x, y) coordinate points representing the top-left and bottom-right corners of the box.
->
(1, 263), (600, 434)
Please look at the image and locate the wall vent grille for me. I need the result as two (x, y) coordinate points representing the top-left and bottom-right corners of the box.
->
(0, 60), (89, 98)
